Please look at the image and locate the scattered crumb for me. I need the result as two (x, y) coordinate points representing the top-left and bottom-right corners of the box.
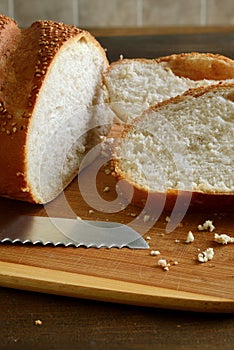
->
(146, 236), (151, 240)
(76, 216), (82, 220)
(175, 239), (180, 243)
(34, 319), (42, 326)
(198, 220), (215, 232)
(150, 250), (160, 256)
(165, 216), (171, 222)
(130, 212), (137, 217)
(103, 186), (110, 192)
(185, 231), (194, 243)
(172, 261), (179, 266)
(88, 209), (94, 215)
(158, 259), (171, 271)
(198, 247), (214, 263)
(143, 214), (150, 223)
(120, 54), (124, 60)
(214, 233), (234, 244)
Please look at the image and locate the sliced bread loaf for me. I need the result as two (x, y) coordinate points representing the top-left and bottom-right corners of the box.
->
(0, 15), (109, 204)
(104, 53), (234, 122)
(114, 83), (234, 210)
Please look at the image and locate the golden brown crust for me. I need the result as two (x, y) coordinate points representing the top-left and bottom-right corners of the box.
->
(114, 170), (234, 213)
(149, 81), (234, 112)
(104, 52), (234, 82)
(156, 52), (234, 80)
(0, 16), (108, 203)
(113, 83), (234, 211)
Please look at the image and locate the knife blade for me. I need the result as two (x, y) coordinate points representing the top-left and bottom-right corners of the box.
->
(0, 215), (149, 249)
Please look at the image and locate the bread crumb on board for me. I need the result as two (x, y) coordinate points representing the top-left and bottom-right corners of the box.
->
(185, 231), (194, 243)
(214, 233), (234, 244)
(150, 250), (160, 256)
(198, 247), (214, 263)
(198, 220), (215, 232)
(158, 259), (171, 271)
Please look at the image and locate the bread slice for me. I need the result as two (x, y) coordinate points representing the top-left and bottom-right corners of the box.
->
(114, 83), (234, 210)
(104, 53), (234, 122)
(0, 15), (109, 204)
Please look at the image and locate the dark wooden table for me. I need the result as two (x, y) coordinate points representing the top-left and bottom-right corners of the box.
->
(0, 286), (234, 350)
(1, 29), (234, 350)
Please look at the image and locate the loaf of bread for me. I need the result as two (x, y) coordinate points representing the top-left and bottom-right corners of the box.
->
(104, 53), (234, 122)
(0, 15), (110, 204)
(113, 83), (234, 210)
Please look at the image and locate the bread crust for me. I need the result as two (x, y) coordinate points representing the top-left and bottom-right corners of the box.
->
(113, 83), (234, 211)
(156, 52), (234, 80)
(104, 52), (234, 87)
(0, 16), (108, 203)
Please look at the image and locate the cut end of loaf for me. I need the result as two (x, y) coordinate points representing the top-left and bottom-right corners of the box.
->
(26, 34), (109, 204)
(115, 84), (234, 207)
(0, 15), (110, 204)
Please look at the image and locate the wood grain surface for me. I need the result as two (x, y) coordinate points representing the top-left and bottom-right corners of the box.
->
(0, 147), (233, 312)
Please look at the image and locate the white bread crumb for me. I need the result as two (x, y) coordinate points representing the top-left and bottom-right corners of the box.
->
(150, 250), (160, 256)
(198, 220), (215, 232)
(214, 233), (234, 244)
(158, 259), (170, 271)
(143, 214), (150, 223)
(198, 247), (214, 263)
(34, 320), (42, 326)
(185, 231), (194, 243)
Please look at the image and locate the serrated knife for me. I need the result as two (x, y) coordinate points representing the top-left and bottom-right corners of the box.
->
(0, 215), (149, 249)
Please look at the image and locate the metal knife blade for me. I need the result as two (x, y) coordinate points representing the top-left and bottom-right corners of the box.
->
(0, 215), (149, 249)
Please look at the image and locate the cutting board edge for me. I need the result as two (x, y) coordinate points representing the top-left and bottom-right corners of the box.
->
(0, 261), (233, 313)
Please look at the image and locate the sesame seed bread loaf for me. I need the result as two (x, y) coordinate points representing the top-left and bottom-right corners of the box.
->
(104, 53), (234, 122)
(0, 15), (109, 204)
(114, 83), (234, 210)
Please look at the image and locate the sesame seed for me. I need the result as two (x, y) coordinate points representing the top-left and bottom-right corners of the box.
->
(16, 172), (24, 177)
(12, 127), (17, 133)
(103, 186), (110, 192)
(21, 187), (30, 193)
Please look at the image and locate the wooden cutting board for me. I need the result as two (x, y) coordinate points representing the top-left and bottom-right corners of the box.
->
(0, 33), (234, 313)
(0, 149), (233, 313)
